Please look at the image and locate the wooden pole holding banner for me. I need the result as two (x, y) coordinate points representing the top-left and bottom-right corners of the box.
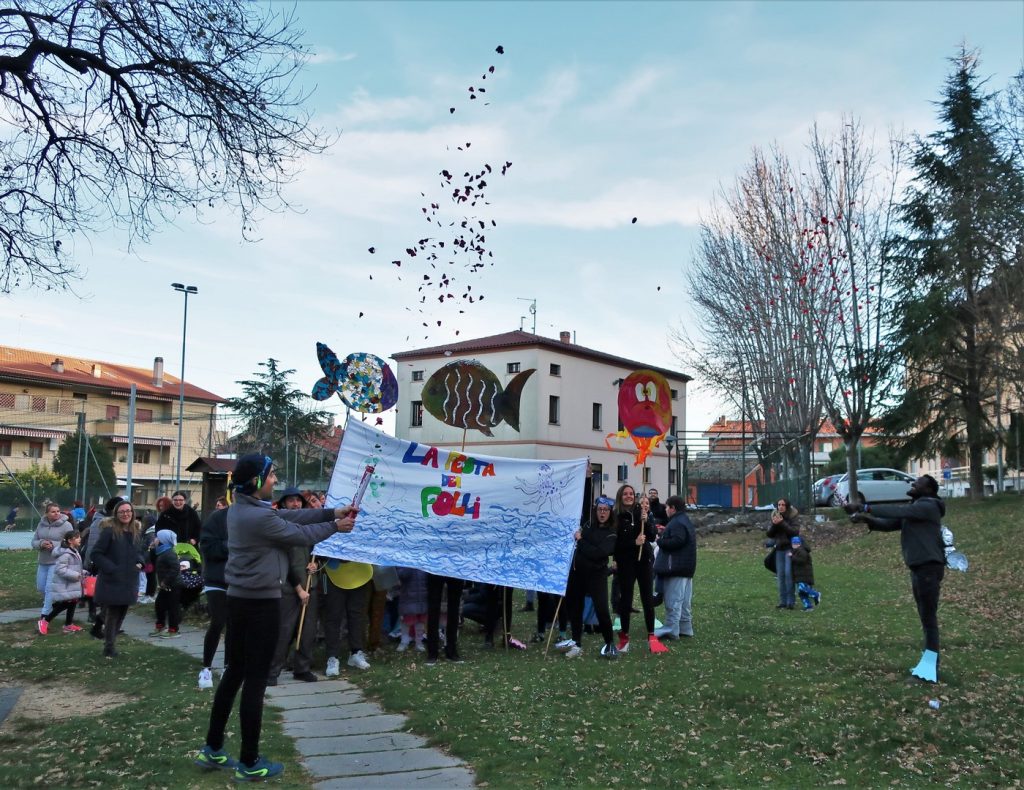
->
(294, 569), (315, 651)
(544, 596), (564, 657)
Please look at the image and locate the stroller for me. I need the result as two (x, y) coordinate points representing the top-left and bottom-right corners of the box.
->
(174, 542), (206, 613)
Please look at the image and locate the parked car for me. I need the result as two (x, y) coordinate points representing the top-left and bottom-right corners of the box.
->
(813, 475), (842, 506)
(831, 468), (915, 505)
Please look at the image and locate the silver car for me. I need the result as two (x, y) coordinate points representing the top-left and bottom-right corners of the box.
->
(832, 468), (915, 505)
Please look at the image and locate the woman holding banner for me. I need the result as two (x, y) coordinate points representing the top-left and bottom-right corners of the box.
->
(612, 485), (667, 654)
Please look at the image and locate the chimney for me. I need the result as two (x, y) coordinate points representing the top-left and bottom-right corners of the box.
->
(50, 358), (64, 374)
(559, 331), (571, 344)
(153, 357), (164, 388)
(91, 363), (102, 378)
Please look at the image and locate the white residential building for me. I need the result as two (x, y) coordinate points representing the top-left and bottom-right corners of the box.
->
(391, 330), (691, 498)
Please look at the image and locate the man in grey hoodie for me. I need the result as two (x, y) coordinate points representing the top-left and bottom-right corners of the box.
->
(195, 454), (357, 781)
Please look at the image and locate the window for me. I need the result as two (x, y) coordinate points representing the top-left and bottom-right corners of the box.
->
(412, 370), (424, 382)
(136, 408), (153, 422)
(592, 403), (602, 431)
(0, 440), (11, 456)
(31, 396), (46, 412)
(549, 363), (561, 376)
(0, 393), (13, 409)
(106, 405), (120, 420)
(133, 448), (151, 464)
(617, 415), (624, 433)
(670, 388), (679, 400)
(643, 466), (652, 484)
(411, 400), (423, 427)
(548, 395), (560, 425)
(507, 362), (521, 374)
(669, 469), (677, 487)
(27, 441), (43, 459)
(73, 392), (87, 400)
(670, 415), (678, 435)
(617, 464), (629, 482)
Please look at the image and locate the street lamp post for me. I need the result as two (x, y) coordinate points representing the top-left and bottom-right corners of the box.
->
(171, 283), (198, 490)
(664, 434), (675, 498)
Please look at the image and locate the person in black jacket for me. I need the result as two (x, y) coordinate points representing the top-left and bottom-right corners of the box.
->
(158, 490), (203, 546)
(847, 474), (946, 683)
(198, 497), (229, 689)
(91, 501), (146, 658)
(653, 496), (696, 639)
(555, 495), (618, 659)
(152, 529), (183, 637)
(612, 484), (667, 654)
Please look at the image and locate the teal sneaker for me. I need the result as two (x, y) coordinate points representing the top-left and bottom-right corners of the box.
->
(234, 756), (284, 782)
(194, 745), (237, 771)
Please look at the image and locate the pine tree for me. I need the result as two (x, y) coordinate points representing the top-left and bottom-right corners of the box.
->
(224, 358), (332, 485)
(886, 50), (1024, 497)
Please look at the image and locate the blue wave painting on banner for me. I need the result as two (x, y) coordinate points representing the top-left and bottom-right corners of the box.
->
(316, 419), (586, 595)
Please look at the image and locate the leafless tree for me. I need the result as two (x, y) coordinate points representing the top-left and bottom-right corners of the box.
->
(803, 120), (904, 496)
(675, 146), (833, 493)
(676, 122), (903, 502)
(0, 0), (329, 291)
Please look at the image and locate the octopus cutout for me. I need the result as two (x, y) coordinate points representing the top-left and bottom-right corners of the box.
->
(605, 369), (672, 466)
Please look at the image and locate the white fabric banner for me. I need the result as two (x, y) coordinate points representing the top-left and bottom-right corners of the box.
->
(316, 420), (586, 594)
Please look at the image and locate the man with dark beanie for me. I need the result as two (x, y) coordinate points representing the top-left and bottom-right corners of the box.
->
(846, 474), (946, 683)
(194, 454), (358, 781)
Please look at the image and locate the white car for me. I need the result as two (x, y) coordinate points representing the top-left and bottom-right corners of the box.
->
(831, 468), (915, 505)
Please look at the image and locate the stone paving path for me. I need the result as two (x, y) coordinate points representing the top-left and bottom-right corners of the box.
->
(0, 606), (475, 788)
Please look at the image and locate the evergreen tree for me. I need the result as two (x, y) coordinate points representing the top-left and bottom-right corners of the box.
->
(886, 50), (1024, 498)
(225, 358), (332, 485)
(52, 431), (117, 504)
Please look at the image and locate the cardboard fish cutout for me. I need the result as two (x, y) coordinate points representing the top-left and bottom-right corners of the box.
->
(421, 359), (534, 436)
(606, 369), (672, 466)
(312, 343), (398, 414)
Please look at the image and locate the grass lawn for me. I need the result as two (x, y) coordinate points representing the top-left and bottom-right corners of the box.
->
(0, 496), (1021, 787)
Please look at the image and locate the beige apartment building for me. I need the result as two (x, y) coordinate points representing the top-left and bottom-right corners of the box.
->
(392, 330), (691, 498)
(0, 345), (225, 507)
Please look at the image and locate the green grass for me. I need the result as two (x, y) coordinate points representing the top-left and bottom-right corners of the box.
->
(351, 496), (1023, 787)
(0, 549), (39, 609)
(0, 496), (1021, 787)
(0, 606), (309, 788)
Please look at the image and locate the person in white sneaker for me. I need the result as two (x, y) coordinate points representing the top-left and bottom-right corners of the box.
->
(559, 488), (617, 660)
(347, 650), (371, 670)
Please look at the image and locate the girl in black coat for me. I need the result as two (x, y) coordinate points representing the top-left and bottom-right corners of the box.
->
(612, 485), (668, 654)
(555, 496), (618, 659)
(92, 501), (146, 657)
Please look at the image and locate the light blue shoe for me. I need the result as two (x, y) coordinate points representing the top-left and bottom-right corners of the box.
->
(910, 650), (939, 683)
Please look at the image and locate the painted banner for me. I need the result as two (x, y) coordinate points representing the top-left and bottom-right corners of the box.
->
(316, 419), (586, 594)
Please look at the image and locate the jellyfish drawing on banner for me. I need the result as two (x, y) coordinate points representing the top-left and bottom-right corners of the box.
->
(421, 359), (535, 436)
(515, 463), (574, 512)
(311, 342), (399, 414)
(605, 369), (672, 466)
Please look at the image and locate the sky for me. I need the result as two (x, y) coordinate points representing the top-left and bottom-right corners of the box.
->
(1, 0), (1022, 439)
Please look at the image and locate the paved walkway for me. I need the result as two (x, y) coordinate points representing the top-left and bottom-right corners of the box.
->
(0, 607), (475, 788)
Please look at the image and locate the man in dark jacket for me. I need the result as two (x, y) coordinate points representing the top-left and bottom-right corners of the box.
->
(646, 489), (668, 527)
(195, 454), (357, 781)
(846, 474), (945, 682)
(654, 496), (696, 639)
(198, 499), (229, 690)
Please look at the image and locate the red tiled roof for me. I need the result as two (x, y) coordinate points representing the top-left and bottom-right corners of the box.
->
(392, 330), (692, 382)
(702, 417), (884, 437)
(308, 425), (344, 455)
(0, 345), (224, 404)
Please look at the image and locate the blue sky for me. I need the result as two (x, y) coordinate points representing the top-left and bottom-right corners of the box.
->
(1, 0), (1021, 435)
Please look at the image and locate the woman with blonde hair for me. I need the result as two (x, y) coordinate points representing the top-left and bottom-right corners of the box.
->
(92, 500), (146, 657)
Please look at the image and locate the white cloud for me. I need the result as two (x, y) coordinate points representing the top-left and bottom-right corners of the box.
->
(304, 46), (357, 65)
